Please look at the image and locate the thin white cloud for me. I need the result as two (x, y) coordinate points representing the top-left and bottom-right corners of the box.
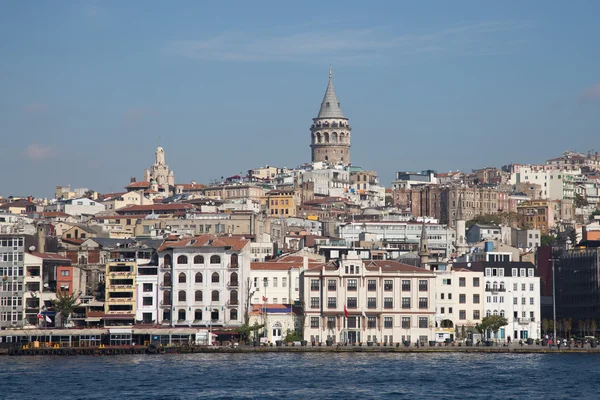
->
(579, 83), (600, 103)
(23, 144), (56, 161)
(168, 21), (524, 64)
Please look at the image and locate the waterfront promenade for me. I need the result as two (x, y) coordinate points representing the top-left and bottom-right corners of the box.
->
(3, 343), (600, 356)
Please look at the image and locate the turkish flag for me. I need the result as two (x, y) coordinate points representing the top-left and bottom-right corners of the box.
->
(344, 305), (349, 318)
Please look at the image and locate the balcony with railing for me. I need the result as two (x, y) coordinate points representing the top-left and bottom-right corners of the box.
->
(227, 299), (239, 306)
(159, 301), (171, 307)
(485, 287), (506, 293)
(518, 317), (531, 324)
(228, 280), (239, 288)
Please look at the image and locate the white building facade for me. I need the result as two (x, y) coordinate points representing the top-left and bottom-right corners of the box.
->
(301, 252), (437, 345)
(157, 236), (250, 328)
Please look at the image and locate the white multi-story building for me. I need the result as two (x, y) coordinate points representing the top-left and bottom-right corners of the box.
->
(249, 255), (324, 306)
(510, 166), (580, 201)
(157, 235), (251, 328)
(301, 251), (437, 345)
(456, 256), (541, 341)
(433, 266), (484, 342)
(45, 197), (106, 217)
(337, 221), (455, 256)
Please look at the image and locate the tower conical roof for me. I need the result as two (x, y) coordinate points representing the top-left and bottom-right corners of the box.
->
(316, 68), (346, 119)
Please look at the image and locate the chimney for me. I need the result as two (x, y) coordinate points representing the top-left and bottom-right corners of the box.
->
(36, 224), (46, 254)
(302, 255), (308, 271)
(130, 177), (137, 183)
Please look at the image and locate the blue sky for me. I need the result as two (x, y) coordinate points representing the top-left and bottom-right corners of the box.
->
(1, 1), (599, 198)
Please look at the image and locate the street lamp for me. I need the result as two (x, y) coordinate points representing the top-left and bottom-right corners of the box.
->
(550, 257), (559, 343)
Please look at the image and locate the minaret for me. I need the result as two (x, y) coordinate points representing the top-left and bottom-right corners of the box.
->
(418, 222), (430, 270)
(455, 193), (468, 256)
(310, 67), (351, 164)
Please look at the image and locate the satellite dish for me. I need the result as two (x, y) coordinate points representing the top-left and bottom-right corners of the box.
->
(467, 262), (471, 268)
(29, 246), (36, 252)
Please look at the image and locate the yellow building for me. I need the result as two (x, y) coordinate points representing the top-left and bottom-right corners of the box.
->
(517, 200), (555, 235)
(264, 189), (298, 218)
(104, 259), (137, 326)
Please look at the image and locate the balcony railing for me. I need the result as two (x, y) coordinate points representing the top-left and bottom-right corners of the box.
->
(485, 287), (506, 293)
(228, 281), (239, 287)
(160, 263), (172, 270)
(227, 300), (239, 306)
(518, 318), (531, 324)
(159, 301), (171, 307)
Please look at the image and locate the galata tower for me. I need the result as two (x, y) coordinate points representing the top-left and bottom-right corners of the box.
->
(310, 68), (351, 164)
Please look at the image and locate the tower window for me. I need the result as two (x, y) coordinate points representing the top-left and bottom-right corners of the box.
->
(326, 102), (330, 108)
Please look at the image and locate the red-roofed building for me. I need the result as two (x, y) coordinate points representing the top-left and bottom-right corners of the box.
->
(115, 203), (195, 216)
(157, 235), (251, 329)
(301, 250), (436, 345)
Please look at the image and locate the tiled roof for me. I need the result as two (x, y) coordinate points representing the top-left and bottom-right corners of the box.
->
(125, 181), (151, 188)
(38, 212), (72, 218)
(61, 238), (84, 245)
(115, 203), (195, 213)
(316, 73), (346, 119)
(29, 252), (72, 262)
(158, 234), (250, 252)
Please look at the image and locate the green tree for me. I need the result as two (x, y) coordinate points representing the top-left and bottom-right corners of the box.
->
(483, 315), (509, 337)
(235, 323), (264, 342)
(52, 291), (79, 327)
(542, 319), (550, 335)
(541, 235), (556, 247)
(574, 193), (588, 208)
(590, 209), (600, 222)
(467, 214), (503, 229)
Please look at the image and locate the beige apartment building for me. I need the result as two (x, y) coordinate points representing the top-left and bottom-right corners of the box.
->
(301, 251), (437, 345)
(104, 259), (137, 326)
(434, 267), (484, 342)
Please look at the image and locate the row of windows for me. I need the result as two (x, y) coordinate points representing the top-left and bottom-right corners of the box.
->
(164, 308), (238, 322)
(485, 282), (536, 291)
(0, 238), (24, 248)
(166, 254), (237, 265)
(442, 277), (480, 287)
(162, 272), (238, 286)
(311, 297), (429, 309)
(254, 277), (290, 288)
(439, 308), (480, 320)
(312, 279), (429, 292)
(161, 290), (237, 304)
(312, 316), (429, 329)
(485, 268), (535, 277)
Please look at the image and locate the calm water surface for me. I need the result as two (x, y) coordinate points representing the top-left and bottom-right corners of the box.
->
(2, 353), (599, 399)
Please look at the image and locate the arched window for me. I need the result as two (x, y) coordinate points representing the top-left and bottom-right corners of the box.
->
(195, 290), (202, 302)
(163, 290), (171, 306)
(177, 255), (188, 264)
(163, 310), (170, 322)
(229, 290), (238, 305)
(195, 272), (203, 283)
(210, 255), (221, 264)
(230, 253), (238, 268)
(485, 282), (491, 290)
(324, 132), (330, 143)
(178, 309), (186, 321)
(500, 310), (505, 317)
(163, 254), (172, 268)
(212, 272), (219, 283)
(210, 308), (219, 321)
(212, 290), (219, 302)
(163, 272), (171, 287)
(178, 290), (186, 302)
(317, 132), (322, 143)
(332, 132), (338, 143)
(486, 310), (491, 317)
(230, 309), (238, 320)
(194, 309), (202, 321)
(179, 272), (186, 283)
(493, 281), (498, 290)
(193, 255), (204, 264)
(500, 281), (505, 290)
(493, 310), (498, 316)
(229, 272), (238, 286)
